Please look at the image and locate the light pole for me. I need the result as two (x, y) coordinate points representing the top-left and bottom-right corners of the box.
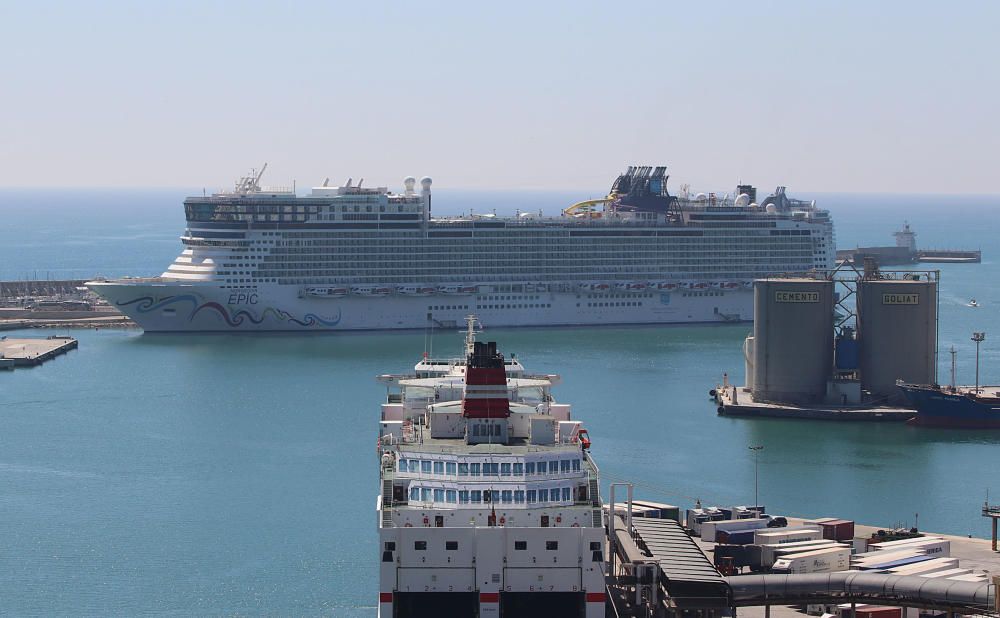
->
(749, 445), (764, 511)
(972, 332), (985, 394)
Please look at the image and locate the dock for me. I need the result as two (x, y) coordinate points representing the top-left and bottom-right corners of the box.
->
(0, 336), (78, 369)
(714, 386), (916, 422)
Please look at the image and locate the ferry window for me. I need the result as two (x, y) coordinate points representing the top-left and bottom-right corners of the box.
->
(421, 488), (431, 501)
(525, 462), (536, 475)
(414, 541), (427, 551)
(409, 487), (419, 501)
(490, 490), (500, 503)
(560, 460), (571, 472)
(433, 461), (444, 475)
(433, 489), (444, 502)
(572, 459), (581, 472)
(398, 460), (408, 472)
(548, 461), (559, 474)
(590, 542), (601, 551)
(562, 487), (571, 501)
(421, 461), (432, 473)
(526, 490), (537, 503)
(458, 490), (470, 504)
(446, 490), (457, 503)
(514, 490), (525, 503)
(471, 490), (482, 503)
(538, 489), (549, 502)
(514, 541), (527, 550)
(446, 462), (457, 475)
(501, 490), (513, 503)
(470, 463), (481, 476)
(513, 463), (524, 475)
(458, 463), (469, 475)
(485, 463), (499, 476)
(546, 541), (559, 550)
(500, 463), (511, 476)
(446, 541), (459, 551)
(385, 541), (396, 551)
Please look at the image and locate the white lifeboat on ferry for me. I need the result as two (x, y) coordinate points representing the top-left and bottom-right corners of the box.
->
(742, 280), (755, 289)
(720, 281), (741, 290)
(439, 285), (477, 295)
(615, 281), (648, 292)
(586, 282), (611, 292)
(398, 285), (435, 296)
(655, 282), (679, 291)
(302, 286), (348, 298)
(352, 285), (392, 296)
(690, 281), (710, 290)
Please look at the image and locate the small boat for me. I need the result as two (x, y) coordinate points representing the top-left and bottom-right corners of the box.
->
(352, 286), (392, 296)
(720, 281), (741, 290)
(655, 282), (679, 291)
(397, 285), (435, 296)
(438, 284), (477, 295)
(968, 299), (979, 308)
(690, 281), (710, 290)
(580, 282), (611, 292)
(615, 282), (648, 291)
(302, 286), (348, 298)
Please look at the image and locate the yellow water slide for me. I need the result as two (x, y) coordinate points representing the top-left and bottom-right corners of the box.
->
(562, 195), (615, 218)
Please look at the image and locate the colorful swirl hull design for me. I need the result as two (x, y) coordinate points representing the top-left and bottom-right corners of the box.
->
(116, 295), (341, 328)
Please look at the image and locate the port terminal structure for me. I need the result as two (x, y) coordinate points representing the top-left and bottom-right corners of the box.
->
(602, 488), (997, 618)
(713, 259), (939, 421)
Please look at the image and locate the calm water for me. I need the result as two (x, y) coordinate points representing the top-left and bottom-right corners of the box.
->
(1, 188), (999, 615)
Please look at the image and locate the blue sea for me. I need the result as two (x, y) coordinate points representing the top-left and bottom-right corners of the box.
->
(1, 187), (999, 615)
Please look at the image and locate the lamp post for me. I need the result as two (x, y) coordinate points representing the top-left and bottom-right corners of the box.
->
(972, 332), (986, 394)
(749, 445), (764, 512)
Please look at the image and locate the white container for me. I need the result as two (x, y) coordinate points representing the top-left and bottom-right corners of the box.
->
(771, 546), (851, 574)
(761, 540), (843, 567)
(754, 527), (823, 546)
(700, 517), (769, 542)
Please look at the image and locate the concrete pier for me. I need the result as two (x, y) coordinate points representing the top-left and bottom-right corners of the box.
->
(715, 386), (916, 422)
(0, 336), (78, 368)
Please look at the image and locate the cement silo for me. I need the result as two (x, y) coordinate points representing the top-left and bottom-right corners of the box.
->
(858, 278), (937, 404)
(752, 278), (835, 404)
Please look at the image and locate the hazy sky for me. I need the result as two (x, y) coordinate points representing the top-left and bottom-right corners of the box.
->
(2, 1), (998, 193)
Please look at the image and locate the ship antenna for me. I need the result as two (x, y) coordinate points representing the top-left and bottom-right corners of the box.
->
(464, 314), (481, 357)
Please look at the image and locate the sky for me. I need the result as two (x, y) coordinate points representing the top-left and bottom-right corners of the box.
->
(1, 1), (998, 193)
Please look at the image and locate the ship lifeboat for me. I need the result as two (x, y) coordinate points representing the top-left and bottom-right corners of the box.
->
(439, 285), (477, 295)
(352, 286), (392, 296)
(302, 286), (348, 298)
(655, 282), (679, 291)
(742, 280), (755, 289)
(586, 282), (611, 292)
(690, 281), (710, 290)
(398, 285), (435, 296)
(720, 281), (741, 290)
(616, 282), (648, 291)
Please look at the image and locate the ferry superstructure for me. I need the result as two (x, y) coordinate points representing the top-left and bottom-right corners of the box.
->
(375, 322), (605, 617)
(87, 165), (835, 332)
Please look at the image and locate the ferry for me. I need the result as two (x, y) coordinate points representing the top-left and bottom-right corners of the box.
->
(87, 165), (835, 332)
(375, 319), (606, 617)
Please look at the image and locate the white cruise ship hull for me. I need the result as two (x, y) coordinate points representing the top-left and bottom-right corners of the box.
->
(90, 280), (752, 332)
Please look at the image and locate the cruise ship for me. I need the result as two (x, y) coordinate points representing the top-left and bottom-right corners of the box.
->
(87, 165), (835, 332)
(375, 319), (605, 617)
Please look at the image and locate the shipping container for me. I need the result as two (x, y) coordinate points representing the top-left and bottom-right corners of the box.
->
(754, 527), (823, 546)
(818, 519), (855, 541)
(838, 604), (902, 618)
(858, 554), (933, 572)
(945, 573), (988, 582)
(918, 568), (971, 579)
(717, 529), (757, 545)
(760, 540), (844, 568)
(852, 548), (927, 565)
(713, 544), (752, 569)
(685, 508), (725, 535)
(631, 500), (680, 522)
(886, 557), (959, 576)
(869, 538), (950, 557)
(770, 546), (851, 574)
(700, 518), (770, 542)
(867, 536), (943, 550)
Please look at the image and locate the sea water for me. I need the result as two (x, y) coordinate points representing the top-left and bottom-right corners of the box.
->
(1, 188), (998, 615)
